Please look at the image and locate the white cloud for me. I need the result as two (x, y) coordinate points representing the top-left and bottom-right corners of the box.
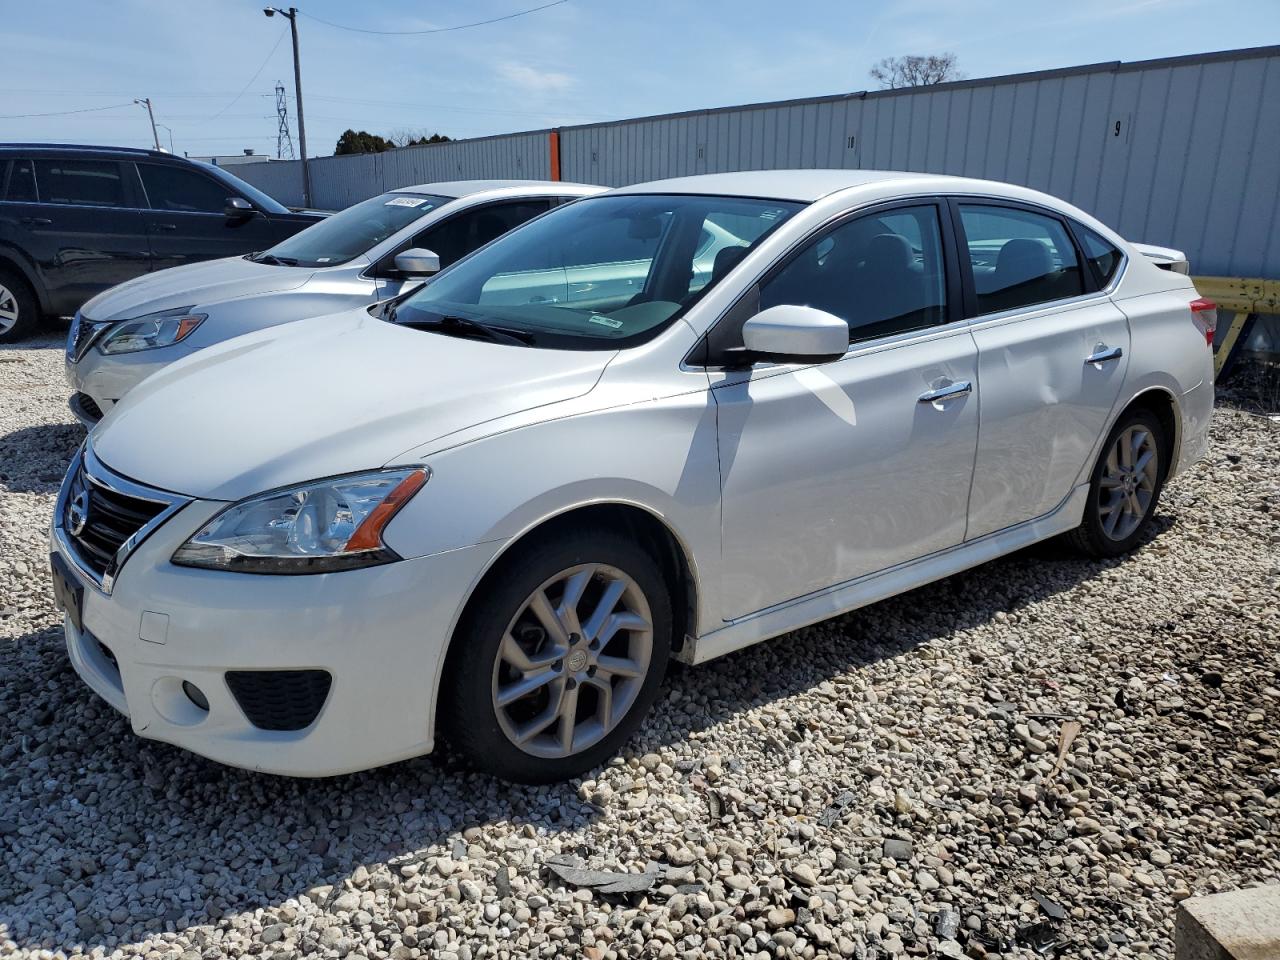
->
(497, 62), (575, 94)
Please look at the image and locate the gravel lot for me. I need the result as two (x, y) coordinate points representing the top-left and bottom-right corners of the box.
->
(2, 334), (1278, 960)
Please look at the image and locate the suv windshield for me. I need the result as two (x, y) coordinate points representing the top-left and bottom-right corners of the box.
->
(258, 192), (451, 267)
(393, 193), (803, 348)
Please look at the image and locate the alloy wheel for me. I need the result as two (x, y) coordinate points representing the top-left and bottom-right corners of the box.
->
(0, 284), (18, 336)
(491, 563), (653, 759)
(1097, 424), (1159, 541)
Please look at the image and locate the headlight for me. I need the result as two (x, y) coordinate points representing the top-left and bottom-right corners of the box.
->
(98, 306), (207, 355)
(172, 467), (428, 573)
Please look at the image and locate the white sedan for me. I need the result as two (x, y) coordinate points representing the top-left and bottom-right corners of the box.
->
(50, 170), (1215, 783)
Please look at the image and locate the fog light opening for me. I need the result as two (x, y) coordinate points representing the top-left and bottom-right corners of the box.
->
(182, 680), (209, 712)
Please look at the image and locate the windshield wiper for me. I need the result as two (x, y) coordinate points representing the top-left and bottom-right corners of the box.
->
(397, 313), (535, 347)
(248, 252), (299, 266)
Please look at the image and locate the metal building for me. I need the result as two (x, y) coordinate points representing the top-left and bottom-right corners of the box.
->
(236, 45), (1280, 280)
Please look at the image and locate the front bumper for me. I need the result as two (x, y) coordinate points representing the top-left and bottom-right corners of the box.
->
(52, 484), (498, 777)
(65, 347), (175, 427)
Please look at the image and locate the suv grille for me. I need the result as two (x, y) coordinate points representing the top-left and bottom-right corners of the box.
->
(226, 670), (333, 731)
(65, 461), (169, 577)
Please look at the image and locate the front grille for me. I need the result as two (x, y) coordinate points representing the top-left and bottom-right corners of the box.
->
(72, 393), (104, 422)
(67, 312), (109, 362)
(226, 670), (332, 731)
(65, 461), (169, 577)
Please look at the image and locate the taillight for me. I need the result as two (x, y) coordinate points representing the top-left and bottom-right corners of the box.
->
(1189, 297), (1217, 347)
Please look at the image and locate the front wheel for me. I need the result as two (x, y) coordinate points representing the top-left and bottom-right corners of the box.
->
(1066, 408), (1168, 558)
(0, 267), (39, 343)
(442, 528), (671, 784)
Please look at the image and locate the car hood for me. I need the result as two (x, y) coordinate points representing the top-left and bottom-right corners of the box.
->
(91, 310), (614, 501)
(80, 257), (317, 322)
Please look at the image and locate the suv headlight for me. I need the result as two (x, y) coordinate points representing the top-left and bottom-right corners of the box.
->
(98, 306), (207, 355)
(172, 467), (428, 573)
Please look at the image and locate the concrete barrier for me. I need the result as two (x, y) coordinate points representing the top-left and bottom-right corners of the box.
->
(1175, 885), (1280, 960)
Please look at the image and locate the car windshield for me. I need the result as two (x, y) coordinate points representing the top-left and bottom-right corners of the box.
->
(392, 193), (803, 348)
(257, 192), (452, 267)
(193, 160), (292, 215)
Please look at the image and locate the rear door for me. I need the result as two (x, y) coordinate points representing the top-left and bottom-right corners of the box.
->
(27, 157), (150, 314)
(136, 161), (279, 270)
(956, 200), (1131, 539)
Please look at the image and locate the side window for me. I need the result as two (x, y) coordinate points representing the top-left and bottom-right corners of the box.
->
(138, 164), (231, 214)
(1075, 223), (1123, 286)
(688, 208), (788, 296)
(759, 204), (949, 343)
(959, 204), (1084, 314)
(33, 159), (126, 208)
(412, 200), (550, 269)
(4, 159), (38, 202)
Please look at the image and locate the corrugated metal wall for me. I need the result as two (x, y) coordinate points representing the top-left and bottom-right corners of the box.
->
(239, 130), (551, 209)
(235, 46), (1280, 278)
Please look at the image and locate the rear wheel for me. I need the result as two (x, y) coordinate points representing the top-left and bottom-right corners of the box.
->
(442, 528), (671, 784)
(0, 267), (39, 343)
(1066, 408), (1168, 558)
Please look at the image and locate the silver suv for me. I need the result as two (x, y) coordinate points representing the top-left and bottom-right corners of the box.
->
(64, 179), (602, 425)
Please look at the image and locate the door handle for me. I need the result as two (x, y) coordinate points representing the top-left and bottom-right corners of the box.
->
(155, 223), (178, 231)
(19, 216), (52, 226)
(918, 380), (973, 404)
(1086, 345), (1123, 364)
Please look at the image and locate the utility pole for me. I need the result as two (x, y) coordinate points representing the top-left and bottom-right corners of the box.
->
(263, 7), (311, 207)
(134, 98), (161, 150)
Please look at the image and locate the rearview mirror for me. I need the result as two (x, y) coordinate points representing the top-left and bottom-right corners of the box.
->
(733, 304), (849, 366)
(224, 197), (255, 219)
(394, 247), (441, 277)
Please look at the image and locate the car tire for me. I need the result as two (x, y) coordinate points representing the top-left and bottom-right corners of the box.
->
(0, 266), (39, 343)
(1065, 407), (1169, 558)
(442, 527), (672, 784)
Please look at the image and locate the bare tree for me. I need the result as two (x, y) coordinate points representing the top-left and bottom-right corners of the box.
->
(870, 53), (964, 89)
(388, 127), (452, 147)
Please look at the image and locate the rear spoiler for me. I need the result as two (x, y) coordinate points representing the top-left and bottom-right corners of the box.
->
(1132, 243), (1189, 275)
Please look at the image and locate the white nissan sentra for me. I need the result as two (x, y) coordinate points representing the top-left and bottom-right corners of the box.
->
(50, 170), (1216, 783)
(64, 179), (603, 426)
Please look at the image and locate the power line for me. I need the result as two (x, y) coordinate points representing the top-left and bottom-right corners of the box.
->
(298, 0), (568, 36)
(207, 29), (287, 121)
(0, 101), (136, 120)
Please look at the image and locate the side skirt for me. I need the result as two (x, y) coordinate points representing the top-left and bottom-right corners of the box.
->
(680, 483), (1090, 665)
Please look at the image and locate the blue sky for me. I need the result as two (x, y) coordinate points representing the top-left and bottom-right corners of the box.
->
(3, 0), (1278, 159)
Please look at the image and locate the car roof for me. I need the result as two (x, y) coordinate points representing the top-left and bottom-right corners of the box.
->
(391, 179), (602, 199)
(606, 169), (999, 202)
(0, 142), (184, 162)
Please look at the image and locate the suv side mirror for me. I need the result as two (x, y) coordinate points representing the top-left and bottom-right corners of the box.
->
(394, 247), (441, 277)
(730, 304), (849, 366)
(225, 197), (255, 220)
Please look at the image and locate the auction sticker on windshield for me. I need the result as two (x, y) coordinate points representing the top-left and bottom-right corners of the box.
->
(385, 197), (428, 207)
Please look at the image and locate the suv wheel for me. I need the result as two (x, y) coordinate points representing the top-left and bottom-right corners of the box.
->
(443, 527), (671, 784)
(0, 267), (39, 343)
(1066, 407), (1168, 558)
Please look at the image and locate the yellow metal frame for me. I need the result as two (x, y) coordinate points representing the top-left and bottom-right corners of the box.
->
(1192, 276), (1279, 379)
(1191, 276), (1280, 314)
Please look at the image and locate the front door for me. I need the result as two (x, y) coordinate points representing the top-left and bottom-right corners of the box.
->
(954, 202), (1131, 539)
(714, 202), (980, 620)
(136, 162), (279, 270)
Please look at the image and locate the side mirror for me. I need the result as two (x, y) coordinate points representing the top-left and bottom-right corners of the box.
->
(732, 304), (849, 366)
(393, 247), (441, 277)
(225, 197), (255, 219)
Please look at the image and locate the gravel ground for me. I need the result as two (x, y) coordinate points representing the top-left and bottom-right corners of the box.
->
(2, 334), (1278, 960)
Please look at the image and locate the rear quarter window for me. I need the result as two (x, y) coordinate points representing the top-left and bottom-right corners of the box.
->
(1075, 224), (1124, 286)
